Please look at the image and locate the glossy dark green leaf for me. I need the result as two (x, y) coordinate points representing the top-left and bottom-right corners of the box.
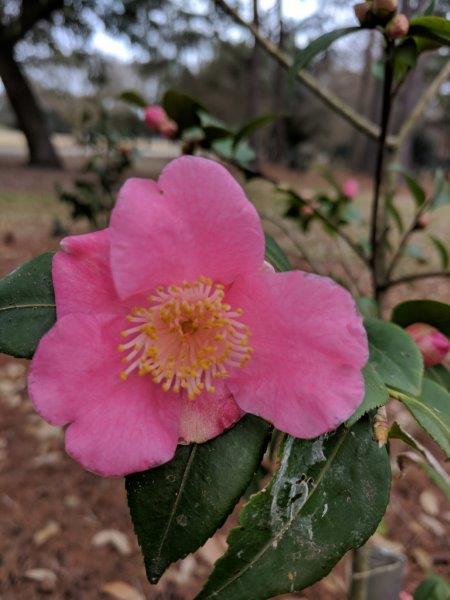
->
(264, 234), (291, 272)
(409, 16), (450, 46)
(289, 27), (361, 78)
(392, 299), (450, 336)
(365, 318), (423, 396)
(399, 378), (450, 458)
(197, 418), (390, 600)
(429, 235), (449, 269)
(426, 364), (450, 392)
(233, 114), (280, 148)
(118, 89), (148, 108)
(389, 422), (450, 499)
(0, 253), (56, 358)
(126, 415), (271, 584)
(414, 573), (450, 600)
(162, 89), (203, 133)
(346, 364), (389, 427)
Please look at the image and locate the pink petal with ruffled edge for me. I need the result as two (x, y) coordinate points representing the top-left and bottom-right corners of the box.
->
(28, 313), (179, 476)
(110, 156), (264, 300)
(178, 384), (243, 444)
(53, 229), (120, 318)
(225, 270), (368, 438)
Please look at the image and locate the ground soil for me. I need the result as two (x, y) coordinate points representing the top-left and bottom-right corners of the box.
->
(0, 157), (449, 599)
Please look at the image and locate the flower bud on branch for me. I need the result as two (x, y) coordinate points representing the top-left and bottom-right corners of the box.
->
(386, 14), (409, 39)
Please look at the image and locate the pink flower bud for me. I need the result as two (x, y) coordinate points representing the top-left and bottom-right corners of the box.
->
(373, 0), (397, 17)
(386, 13), (409, 38)
(405, 323), (450, 367)
(159, 118), (178, 139)
(354, 2), (373, 24)
(342, 178), (359, 199)
(144, 105), (169, 131)
(416, 213), (430, 229)
(301, 205), (315, 217)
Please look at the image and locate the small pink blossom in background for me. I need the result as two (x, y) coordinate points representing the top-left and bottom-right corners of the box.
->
(398, 592), (413, 600)
(28, 156), (368, 477)
(386, 14), (409, 39)
(144, 105), (178, 138)
(406, 323), (450, 367)
(342, 178), (359, 199)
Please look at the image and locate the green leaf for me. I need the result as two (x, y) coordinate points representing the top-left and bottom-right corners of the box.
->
(431, 169), (450, 209)
(389, 422), (450, 500)
(162, 89), (203, 133)
(399, 378), (450, 458)
(429, 235), (449, 269)
(233, 114), (280, 148)
(426, 364), (450, 392)
(414, 573), (450, 600)
(196, 418), (390, 600)
(405, 243), (427, 264)
(365, 318), (423, 396)
(409, 16), (450, 47)
(264, 234), (291, 272)
(346, 364), (389, 427)
(393, 166), (426, 207)
(118, 89), (148, 109)
(126, 415), (271, 584)
(392, 299), (450, 336)
(393, 38), (418, 83)
(0, 253), (56, 359)
(356, 297), (379, 319)
(289, 27), (361, 78)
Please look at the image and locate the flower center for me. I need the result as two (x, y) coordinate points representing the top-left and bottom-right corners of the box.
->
(118, 276), (252, 400)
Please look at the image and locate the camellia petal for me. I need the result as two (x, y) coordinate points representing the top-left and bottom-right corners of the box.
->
(53, 229), (120, 318)
(178, 384), (244, 444)
(110, 156), (264, 299)
(28, 313), (179, 476)
(225, 270), (368, 438)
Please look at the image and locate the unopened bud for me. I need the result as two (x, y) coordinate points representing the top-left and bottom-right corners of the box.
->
(144, 105), (168, 131)
(405, 323), (450, 367)
(386, 13), (409, 38)
(342, 178), (359, 199)
(373, 0), (397, 18)
(415, 213), (430, 230)
(159, 118), (178, 138)
(354, 2), (373, 24)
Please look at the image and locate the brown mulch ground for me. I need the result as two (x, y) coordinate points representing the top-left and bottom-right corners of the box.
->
(0, 159), (449, 599)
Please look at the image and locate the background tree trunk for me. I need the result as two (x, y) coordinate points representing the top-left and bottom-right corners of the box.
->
(270, 0), (286, 162)
(248, 0), (261, 158)
(0, 46), (61, 168)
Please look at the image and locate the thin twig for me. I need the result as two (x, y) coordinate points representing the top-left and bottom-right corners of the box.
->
(385, 193), (435, 279)
(214, 0), (390, 144)
(381, 270), (450, 290)
(260, 211), (324, 275)
(396, 59), (450, 147)
(370, 40), (394, 301)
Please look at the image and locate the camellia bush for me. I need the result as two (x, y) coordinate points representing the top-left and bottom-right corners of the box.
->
(1, 2), (450, 599)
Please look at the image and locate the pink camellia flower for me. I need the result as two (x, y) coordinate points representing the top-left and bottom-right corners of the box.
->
(405, 323), (450, 367)
(144, 105), (178, 138)
(342, 178), (359, 199)
(28, 157), (368, 477)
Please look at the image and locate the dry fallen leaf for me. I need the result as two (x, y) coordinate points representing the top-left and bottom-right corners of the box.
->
(101, 581), (144, 600)
(92, 529), (132, 556)
(33, 520), (60, 546)
(419, 490), (439, 516)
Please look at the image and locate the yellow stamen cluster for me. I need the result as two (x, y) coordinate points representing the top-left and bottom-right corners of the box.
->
(118, 276), (252, 399)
